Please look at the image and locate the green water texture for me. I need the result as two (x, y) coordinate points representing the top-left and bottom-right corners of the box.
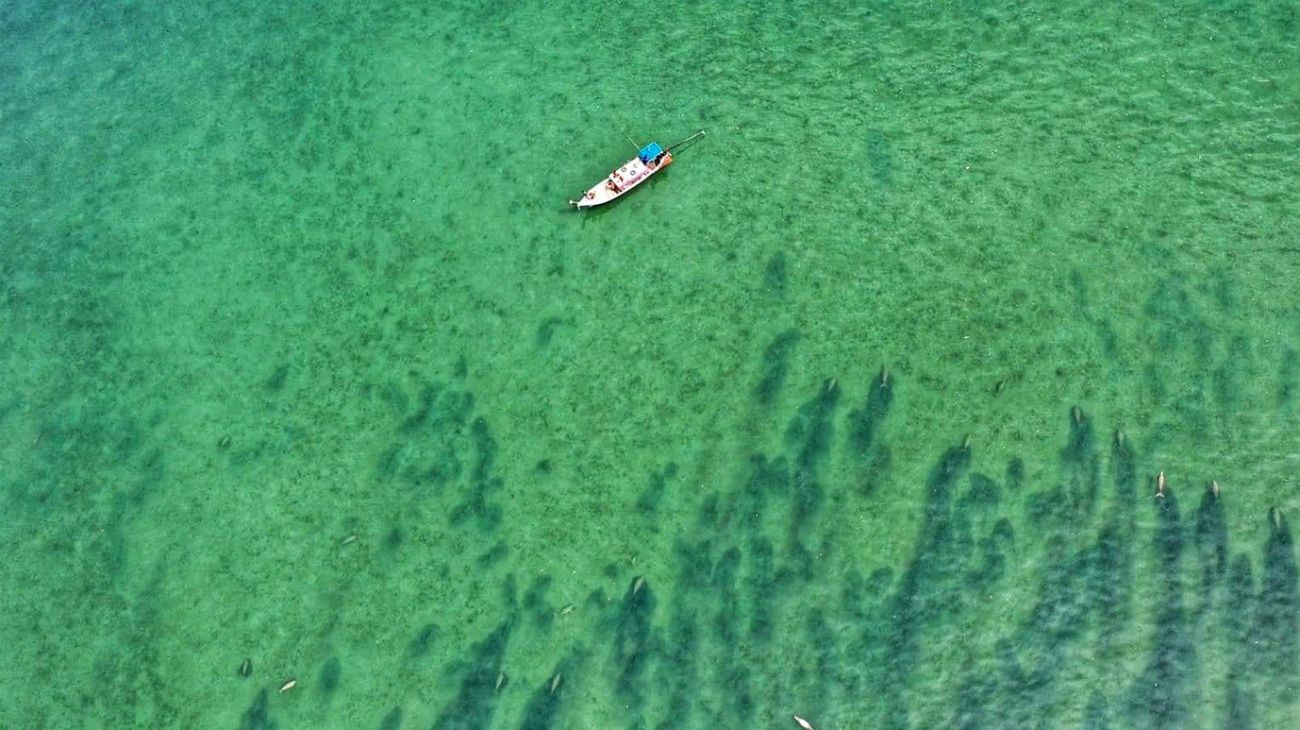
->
(4, 1), (1300, 728)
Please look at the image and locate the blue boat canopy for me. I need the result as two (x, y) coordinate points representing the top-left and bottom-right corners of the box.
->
(638, 142), (664, 163)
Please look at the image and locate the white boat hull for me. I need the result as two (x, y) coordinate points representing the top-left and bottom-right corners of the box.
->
(570, 151), (673, 209)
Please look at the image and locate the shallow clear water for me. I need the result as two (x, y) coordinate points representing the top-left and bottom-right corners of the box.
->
(3, 1), (1300, 728)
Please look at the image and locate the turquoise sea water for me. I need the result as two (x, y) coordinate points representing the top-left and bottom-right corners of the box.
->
(3, 1), (1300, 727)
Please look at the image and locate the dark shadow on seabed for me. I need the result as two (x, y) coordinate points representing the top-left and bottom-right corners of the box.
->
(561, 349), (1297, 730)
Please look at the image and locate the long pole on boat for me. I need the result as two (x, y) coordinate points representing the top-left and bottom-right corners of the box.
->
(666, 130), (706, 153)
(622, 130), (640, 152)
